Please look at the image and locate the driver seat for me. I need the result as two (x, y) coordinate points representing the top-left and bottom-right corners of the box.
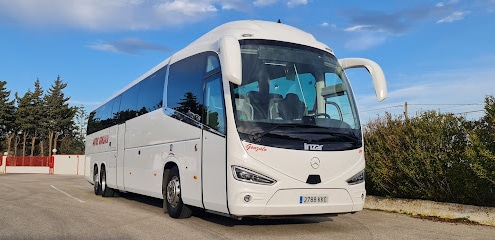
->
(278, 93), (305, 120)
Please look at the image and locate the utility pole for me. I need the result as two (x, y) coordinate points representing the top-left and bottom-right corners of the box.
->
(404, 102), (408, 119)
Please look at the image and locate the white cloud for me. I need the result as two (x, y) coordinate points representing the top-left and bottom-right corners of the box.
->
(220, 0), (249, 10)
(87, 38), (169, 55)
(253, 0), (277, 7)
(344, 34), (386, 50)
(0, 0), (246, 30)
(287, 0), (307, 8)
(436, 11), (470, 23)
(88, 42), (120, 53)
(320, 22), (336, 28)
(0, 0), (149, 30)
(155, 0), (217, 17)
(344, 25), (372, 32)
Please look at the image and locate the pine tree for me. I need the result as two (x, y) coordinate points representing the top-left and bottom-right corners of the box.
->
(73, 105), (88, 153)
(15, 79), (45, 156)
(0, 81), (16, 154)
(44, 76), (77, 155)
(30, 79), (45, 156)
(15, 90), (34, 156)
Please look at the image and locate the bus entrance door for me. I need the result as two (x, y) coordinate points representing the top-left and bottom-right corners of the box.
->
(201, 131), (227, 213)
(201, 75), (228, 214)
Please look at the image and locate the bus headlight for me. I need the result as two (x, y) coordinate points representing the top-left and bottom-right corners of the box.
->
(232, 166), (276, 185)
(346, 170), (365, 185)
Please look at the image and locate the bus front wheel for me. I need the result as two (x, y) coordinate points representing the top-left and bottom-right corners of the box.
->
(164, 167), (192, 219)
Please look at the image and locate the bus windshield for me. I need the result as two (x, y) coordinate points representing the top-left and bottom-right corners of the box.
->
(232, 40), (362, 151)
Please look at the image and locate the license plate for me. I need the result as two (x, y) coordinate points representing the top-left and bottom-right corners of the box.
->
(299, 196), (328, 204)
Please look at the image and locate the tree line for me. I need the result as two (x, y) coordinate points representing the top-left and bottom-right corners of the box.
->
(0, 77), (86, 156)
(364, 95), (495, 207)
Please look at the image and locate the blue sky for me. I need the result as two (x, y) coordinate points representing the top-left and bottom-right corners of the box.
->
(1, 0), (494, 123)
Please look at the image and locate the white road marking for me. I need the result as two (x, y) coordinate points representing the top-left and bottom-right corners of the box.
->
(50, 185), (85, 203)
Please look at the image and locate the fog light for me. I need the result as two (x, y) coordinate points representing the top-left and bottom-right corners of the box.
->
(244, 194), (252, 203)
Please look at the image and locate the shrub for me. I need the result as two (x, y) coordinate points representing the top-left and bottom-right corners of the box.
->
(364, 96), (495, 206)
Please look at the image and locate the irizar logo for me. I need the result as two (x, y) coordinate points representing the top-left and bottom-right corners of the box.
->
(304, 143), (323, 151)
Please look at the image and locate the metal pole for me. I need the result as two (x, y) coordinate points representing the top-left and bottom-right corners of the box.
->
(404, 101), (408, 119)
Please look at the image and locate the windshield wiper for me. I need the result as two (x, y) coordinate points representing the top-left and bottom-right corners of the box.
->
(249, 124), (360, 144)
(249, 124), (295, 143)
(324, 132), (360, 142)
(249, 124), (333, 142)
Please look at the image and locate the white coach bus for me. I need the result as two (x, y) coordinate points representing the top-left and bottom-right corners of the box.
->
(85, 20), (387, 219)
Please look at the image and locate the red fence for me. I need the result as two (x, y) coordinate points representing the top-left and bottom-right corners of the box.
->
(6, 156), (52, 167)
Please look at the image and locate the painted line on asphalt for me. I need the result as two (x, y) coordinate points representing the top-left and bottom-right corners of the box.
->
(50, 185), (85, 203)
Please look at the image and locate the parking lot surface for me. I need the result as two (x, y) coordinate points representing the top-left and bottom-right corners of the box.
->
(0, 174), (493, 240)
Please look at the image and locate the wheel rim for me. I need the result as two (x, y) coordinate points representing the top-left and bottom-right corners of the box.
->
(94, 169), (99, 186)
(166, 176), (181, 208)
(101, 169), (106, 192)
(93, 168), (100, 192)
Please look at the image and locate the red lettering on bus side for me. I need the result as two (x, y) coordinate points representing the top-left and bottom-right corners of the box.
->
(245, 144), (267, 152)
(93, 135), (110, 146)
(99, 135), (109, 145)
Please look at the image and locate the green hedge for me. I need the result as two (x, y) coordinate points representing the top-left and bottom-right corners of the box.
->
(364, 96), (495, 207)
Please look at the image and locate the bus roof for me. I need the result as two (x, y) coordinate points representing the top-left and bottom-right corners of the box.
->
(172, 20), (333, 64)
(93, 20), (333, 111)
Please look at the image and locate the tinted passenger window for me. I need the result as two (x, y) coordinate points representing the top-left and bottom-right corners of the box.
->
(167, 53), (207, 123)
(87, 111), (97, 135)
(204, 75), (225, 134)
(206, 55), (220, 74)
(111, 95), (121, 124)
(87, 99), (115, 134)
(98, 101), (113, 129)
(137, 67), (166, 115)
(86, 66), (166, 134)
(119, 85), (139, 121)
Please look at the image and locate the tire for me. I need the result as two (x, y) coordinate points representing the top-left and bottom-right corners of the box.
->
(164, 166), (192, 219)
(93, 165), (101, 195)
(100, 165), (115, 197)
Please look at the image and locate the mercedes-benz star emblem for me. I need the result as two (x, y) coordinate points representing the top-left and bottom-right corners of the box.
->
(310, 157), (320, 169)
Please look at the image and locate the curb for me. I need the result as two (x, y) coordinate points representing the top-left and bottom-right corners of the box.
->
(364, 196), (495, 226)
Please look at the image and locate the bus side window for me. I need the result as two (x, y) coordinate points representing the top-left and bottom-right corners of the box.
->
(98, 101), (113, 129)
(87, 111), (97, 135)
(206, 55), (220, 74)
(204, 76), (225, 134)
(168, 53), (207, 125)
(111, 95), (121, 125)
(137, 67), (166, 116)
(119, 84), (139, 122)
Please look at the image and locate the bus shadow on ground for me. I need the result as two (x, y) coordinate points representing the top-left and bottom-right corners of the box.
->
(198, 213), (334, 227)
(117, 191), (334, 226)
(118, 192), (163, 208)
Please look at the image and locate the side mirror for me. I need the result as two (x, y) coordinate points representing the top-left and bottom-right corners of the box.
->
(218, 36), (242, 85)
(339, 58), (387, 102)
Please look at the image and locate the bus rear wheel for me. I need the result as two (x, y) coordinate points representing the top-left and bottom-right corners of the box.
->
(100, 165), (115, 197)
(93, 165), (101, 195)
(164, 167), (192, 219)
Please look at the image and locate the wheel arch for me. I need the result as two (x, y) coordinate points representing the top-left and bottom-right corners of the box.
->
(162, 161), (178, 193)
